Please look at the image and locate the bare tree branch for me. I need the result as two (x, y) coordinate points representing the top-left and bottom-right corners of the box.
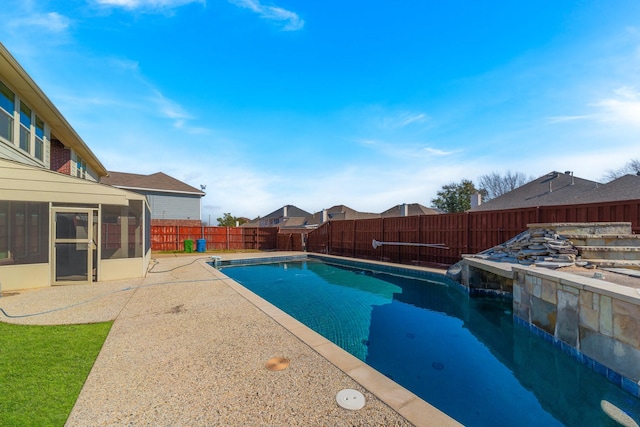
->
(602, 159), (640, 182)
(478, 171), (532, 201)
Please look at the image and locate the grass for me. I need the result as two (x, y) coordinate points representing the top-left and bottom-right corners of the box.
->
(0, 321), (112, 427)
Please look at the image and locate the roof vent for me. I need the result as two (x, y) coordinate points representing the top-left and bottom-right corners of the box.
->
(565, 171), (574, 185)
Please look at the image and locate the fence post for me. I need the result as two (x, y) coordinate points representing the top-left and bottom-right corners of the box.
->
(418, 216), (422, 265)
(380, 217), (385, 261)
(466, 212), (471, 255)
(352, 220), (356, 258)
(176, 225), (180, 251)
(397, 221), (401, 263)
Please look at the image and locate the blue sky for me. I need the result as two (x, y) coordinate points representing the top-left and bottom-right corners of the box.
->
(2, 0), (640, 222)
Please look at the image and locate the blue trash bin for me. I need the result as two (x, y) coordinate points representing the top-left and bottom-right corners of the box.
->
(196, 239), (206, 252)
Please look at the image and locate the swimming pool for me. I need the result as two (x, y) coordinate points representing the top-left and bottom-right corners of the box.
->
(220, 257), (640, 426)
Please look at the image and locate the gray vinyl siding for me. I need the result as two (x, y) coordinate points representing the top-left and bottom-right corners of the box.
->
(146, 192), (201, 220)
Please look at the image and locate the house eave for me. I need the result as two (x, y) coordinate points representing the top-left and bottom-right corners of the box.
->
(111, 185), (205, 197)
(0, 42), (108, 177)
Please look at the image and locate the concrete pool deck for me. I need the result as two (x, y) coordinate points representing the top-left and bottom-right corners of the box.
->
(0, 252), (460, 427)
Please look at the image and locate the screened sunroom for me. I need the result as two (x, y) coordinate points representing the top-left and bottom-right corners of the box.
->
(0, 159), (151, 291)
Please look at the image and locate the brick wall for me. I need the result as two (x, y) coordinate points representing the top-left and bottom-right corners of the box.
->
(50, 138), (71, 175)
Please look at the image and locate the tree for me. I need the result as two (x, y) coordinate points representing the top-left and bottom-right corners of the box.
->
(602, 159), (640, 182)
(216, 213), (246, 227)
(478, 170), (532, 201)
(430, 179), (484, 213)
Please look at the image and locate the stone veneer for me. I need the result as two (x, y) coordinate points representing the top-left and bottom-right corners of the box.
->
(513, 264), (640, 397)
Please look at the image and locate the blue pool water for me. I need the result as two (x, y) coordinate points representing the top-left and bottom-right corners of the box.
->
(221, 258), (640, 427)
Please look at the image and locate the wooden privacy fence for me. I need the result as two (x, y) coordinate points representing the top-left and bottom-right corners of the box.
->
(150, 200), (640, 263)
(276, 228), (308, 252)
(150, 226), (278, 251)
(306, 199), (640, 268)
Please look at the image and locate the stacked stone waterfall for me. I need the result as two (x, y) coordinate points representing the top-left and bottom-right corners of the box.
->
(482, 228), (580, 268)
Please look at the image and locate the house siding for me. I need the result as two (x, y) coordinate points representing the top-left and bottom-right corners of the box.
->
(0, 142), (41, 167)
(147, 192), (201, 221)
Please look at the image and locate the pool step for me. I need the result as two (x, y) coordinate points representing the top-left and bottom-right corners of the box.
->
(578, 259), (640, 269)
(576, 246), (640, 261)
(548, 223), (640, 269)
(531, 222), (633, 236)
(565, 234), (640, 247)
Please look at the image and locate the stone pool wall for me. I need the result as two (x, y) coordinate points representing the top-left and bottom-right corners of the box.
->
(512, 265), (640, 397)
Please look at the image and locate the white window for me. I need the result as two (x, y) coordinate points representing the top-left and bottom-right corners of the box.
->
(1, 79), (49, 164)
(0, 80), (15, 143)
(35, 116), (44, 161)
(76, 154), (86, 179)
(19, 101), (32, 153)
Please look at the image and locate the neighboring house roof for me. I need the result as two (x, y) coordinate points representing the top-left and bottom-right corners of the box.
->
(239, 200), (452, 228)
(469, 171), (602, 212)
(241, 205), (312, 227)
(279, 217), (308, 228)
(0, 42), (108, 177)
(100, 171), (205, 196)
(323, 205), (380, 221)
(570, 174), (640, 204)
(260, 205), (312, 220)
(380, 203), (440, 217)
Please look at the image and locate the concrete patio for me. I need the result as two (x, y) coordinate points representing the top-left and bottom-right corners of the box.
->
(0, 252), (459, 427)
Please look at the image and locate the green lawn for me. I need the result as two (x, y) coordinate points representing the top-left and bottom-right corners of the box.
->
(0, 321), (112, 427)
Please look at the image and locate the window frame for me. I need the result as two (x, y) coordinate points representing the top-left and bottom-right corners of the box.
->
(76, 154), (87, 179)
(0, 78), (49, 164)
(0, 79), (15, 144)
(19, 101), (32, 153)
(34, 115), (44, 160)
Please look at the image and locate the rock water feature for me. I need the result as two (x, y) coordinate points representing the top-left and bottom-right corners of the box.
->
(476, 227), (584, 269)
(447, 222), (640, 289)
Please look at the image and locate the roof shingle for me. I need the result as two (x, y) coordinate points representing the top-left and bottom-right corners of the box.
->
(101, 171), (204, 195)
(470, 171), (640, 211)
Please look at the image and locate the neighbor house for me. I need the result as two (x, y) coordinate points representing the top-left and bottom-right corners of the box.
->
(469, 171), (640, 212)
(242, 205), (312, 228)
(380, 203), (440, 217)
(248, 203), (440, 230)
(305, 205), (381, 226)
(100, 171), (205, 226)
(468, 171), (599, 211)
(0, 42), (151, 291)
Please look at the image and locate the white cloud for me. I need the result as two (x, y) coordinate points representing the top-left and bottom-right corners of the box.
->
(590, 86), (640, 125)
(424, 147), (459, 156)
(549, 87), (640, 126)
(229, 0), (304, 31)
(400, 113), (429, 127)
(107, 57), (140, 72)
(358, 139), (459, 160)
(149, 90), (191, 120)
(9, 11), (71, 33)
(546, 115), (592, 124)
(379, 111), (430, 129)
(592, 98), (640, 124)
(94, 0), (204, 9)
(145, 89), (213, 133)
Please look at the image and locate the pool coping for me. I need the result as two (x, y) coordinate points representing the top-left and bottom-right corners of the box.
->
(216, 253), (462, 427)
